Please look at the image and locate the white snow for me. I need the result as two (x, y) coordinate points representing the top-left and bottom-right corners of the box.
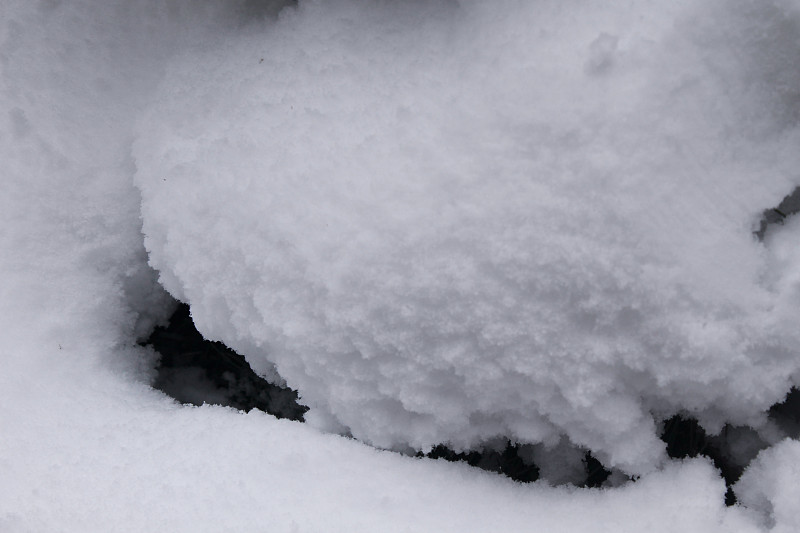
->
(736, 438), (800, 533)
(134, 0), (800, 474)
(1, 0), (799, 530)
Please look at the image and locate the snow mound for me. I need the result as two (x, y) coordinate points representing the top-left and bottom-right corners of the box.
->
(735, 438), (800, 532)
(134, 0), (800, 474)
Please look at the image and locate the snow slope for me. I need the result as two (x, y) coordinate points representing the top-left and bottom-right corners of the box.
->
(0, 0), (798, 530)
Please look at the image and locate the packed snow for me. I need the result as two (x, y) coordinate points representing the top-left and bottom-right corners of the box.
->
(1, 0), (799, 531)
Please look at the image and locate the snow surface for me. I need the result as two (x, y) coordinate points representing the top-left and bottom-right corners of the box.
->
(135, 0), (800, 474)
(736, 438), (800, 533)
(1, 0), (799, 530)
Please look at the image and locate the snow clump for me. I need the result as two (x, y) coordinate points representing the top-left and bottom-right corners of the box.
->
(735, 438), (800, 532)
(134, 0), (800, 474)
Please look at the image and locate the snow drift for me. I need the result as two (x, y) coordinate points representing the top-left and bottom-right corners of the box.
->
(134, 0), (800, 474)
(3, 0), (800, 530)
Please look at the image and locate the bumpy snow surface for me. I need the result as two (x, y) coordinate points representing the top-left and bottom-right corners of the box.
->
(136, 0), (800, 474)
(1, 0), (799, 531)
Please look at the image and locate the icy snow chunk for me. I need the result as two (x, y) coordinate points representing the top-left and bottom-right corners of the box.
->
(135, 0), (800, 474)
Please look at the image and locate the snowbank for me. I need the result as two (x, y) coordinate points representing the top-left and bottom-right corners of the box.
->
(1, 0), (798, 529)
(135, 0), (800, 474)
(1, 375), (763, 533)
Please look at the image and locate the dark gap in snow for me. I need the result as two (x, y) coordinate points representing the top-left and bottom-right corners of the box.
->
(142, 303), (307, 421)
(662, 416), (710, 459)
(768, 387), (800, 438)
(583, 452), (611, 488)
(661, 416), (746, 506)
(754, 185), (800, 240)
(660, 391), (800, 507)
(420, 442), (540, 483)
(419, 443), (617, 487)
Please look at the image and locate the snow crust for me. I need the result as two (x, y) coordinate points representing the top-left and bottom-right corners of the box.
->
(1, 0), (798, 529)
(134, 0), (800, 473)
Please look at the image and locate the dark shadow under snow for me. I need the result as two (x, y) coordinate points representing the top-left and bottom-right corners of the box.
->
(143, 303), (307, 421)
(754, 185), (800, 240)
(420, 443), (540, 483)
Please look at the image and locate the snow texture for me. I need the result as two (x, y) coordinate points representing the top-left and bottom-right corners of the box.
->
(135, 0), (800, 474)
(1, 0), (799, 530)
(735, 438), (800, 532)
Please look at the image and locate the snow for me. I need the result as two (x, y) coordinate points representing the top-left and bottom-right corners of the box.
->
(1, 0), (799, 530)
(736, 438), (800, 533)
(0, 369), (762, 533)
(134, 0), (800, 474)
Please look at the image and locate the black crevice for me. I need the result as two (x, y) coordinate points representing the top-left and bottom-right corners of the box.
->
(754, 185), (800, 240)
(659, 390), (800, 506)
(768, 387), (800, 438)
(142, 303), (307, 421)
(420, 442), (540, 483)
(583, 452), (611, 488)
(661, 416), (745, 506)
(419, 442), (616, 487)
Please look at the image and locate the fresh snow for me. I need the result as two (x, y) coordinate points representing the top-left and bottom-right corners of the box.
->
(736, 438), (800, 533)
(1, 0), (798, 531)
(135, 0), (800, 474)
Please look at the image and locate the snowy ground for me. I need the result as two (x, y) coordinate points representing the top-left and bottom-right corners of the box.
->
(2, 1), (799, 531)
